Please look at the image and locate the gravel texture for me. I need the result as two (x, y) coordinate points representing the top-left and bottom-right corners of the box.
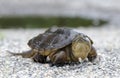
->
(0, 26), (120, 78)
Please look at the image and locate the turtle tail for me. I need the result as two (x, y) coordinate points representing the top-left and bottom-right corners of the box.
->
(7, 50), (36, 58)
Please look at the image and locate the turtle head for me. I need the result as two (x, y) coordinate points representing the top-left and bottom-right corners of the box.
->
(72, 34), (92, 60)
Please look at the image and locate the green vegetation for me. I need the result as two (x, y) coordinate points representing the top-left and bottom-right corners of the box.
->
(0, 32), (4, 40)
(0, 16), (107, 28)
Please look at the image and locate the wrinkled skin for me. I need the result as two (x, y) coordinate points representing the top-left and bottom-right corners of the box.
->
(9, 27), (97, 66)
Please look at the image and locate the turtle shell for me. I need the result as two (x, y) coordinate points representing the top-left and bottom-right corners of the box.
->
(28, 27), (79, 52)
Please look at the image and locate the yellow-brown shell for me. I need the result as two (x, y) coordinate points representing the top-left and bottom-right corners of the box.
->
(28, 27), (93, 56)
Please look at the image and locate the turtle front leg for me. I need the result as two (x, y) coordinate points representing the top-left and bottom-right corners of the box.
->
(50, 51), (67, 66)
(87, 46), (97, 62)
(32, 53), (47, 63)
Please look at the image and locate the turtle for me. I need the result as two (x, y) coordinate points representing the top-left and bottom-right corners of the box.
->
(9, 27), (97, 66)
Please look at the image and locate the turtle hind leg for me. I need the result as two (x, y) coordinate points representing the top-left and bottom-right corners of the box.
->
(87, 46), (97, 62)
(50, 51), (67, 67)
(8, 50), (36, 58)
(32, 53), (47, 63)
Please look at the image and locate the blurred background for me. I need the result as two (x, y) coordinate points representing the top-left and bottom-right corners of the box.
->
(0, 0), (120, 28)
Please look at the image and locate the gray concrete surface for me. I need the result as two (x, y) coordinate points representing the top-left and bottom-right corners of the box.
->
(0, 0), (120, 25)
(0, 26), (120, 78)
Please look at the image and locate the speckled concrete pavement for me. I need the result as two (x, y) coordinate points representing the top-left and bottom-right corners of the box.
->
(0, 26), (120, 78)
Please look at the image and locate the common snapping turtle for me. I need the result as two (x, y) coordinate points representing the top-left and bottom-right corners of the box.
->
(9, 27), (97, 66)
